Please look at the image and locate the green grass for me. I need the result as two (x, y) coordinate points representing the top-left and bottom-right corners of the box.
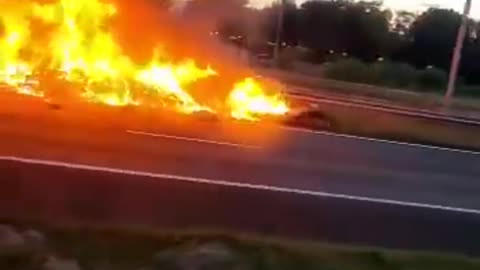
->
(321, 102), (480, 150)
(289, 101), (480, 151)
(1, 221), (480, 270)
(256, 66), (480, 112)
(256, 66), (480, 151)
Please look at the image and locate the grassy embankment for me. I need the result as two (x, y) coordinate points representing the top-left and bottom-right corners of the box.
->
(1, 221), (480, 270)
(257, 66), (480, 112)
(258, 67), (480, 151)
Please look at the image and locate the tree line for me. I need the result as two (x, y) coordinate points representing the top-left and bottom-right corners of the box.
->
(179, 0), (480, 90)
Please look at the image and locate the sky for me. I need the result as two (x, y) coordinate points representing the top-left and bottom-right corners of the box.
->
(248, 0), (480, 19)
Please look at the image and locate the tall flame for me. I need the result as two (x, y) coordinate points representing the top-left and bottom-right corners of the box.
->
(228, 78), (289, 121)
(0, 0), (289, 120)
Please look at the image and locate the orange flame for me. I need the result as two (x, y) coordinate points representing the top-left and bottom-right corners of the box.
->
(0, 0), (289, 120)
(228, 78), (289, 121)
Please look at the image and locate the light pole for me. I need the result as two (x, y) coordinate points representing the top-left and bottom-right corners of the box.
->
(444, 0), (472, 106)
(274, 0), (286, 66)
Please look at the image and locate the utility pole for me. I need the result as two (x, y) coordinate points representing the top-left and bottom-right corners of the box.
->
(274, 0), (285, 67)
(444, 0), (472, 106)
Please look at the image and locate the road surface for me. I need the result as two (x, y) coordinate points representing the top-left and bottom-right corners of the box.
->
(1, 159), (480, 256)
(0, 96), (479, 255)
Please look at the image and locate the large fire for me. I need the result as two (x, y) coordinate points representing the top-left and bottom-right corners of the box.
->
(228, 78), (289, 121)
(0, 0), (289, 120)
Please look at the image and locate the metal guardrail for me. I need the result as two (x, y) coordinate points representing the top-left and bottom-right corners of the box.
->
(255, 68), (480, 126)
(287, 88), (480, 127)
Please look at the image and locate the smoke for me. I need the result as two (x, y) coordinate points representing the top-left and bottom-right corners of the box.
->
(112, 0), (253, 99)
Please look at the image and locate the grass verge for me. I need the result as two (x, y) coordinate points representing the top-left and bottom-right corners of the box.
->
(287, 101), (480, 151)
(256, 67), (480, 113)
(1, 220), (480, 270)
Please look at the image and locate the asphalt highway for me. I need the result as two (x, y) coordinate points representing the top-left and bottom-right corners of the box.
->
(0, 95), (480, 255)
(1, 159), (480, 256)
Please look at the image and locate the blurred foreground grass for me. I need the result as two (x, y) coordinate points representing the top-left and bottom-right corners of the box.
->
(1, 221), (480, 270)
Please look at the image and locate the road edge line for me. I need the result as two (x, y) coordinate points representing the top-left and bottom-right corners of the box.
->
(126, 130), (261, 149)
(2, 155), (480, 215)
(283, 127), (480, 155)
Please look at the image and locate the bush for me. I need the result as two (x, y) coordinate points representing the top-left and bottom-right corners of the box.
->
(457, 85), (480, 97)
(324, 59), (419, 88)
(373, 61), (417, 88)
(324, 58), (453, 93)
(324, 59), (378, 84)
(277, 47), (298, 69)
(415, 67), (448, 91)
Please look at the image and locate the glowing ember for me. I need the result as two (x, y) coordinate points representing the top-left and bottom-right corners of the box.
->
(228, 78), (289, 121)
(0, 0), (289, 120)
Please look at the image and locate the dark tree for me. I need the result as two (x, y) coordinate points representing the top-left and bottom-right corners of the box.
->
(175, 0), (480, 88)
(297, 0), (345, 59)
(403, 9), (463, 70)
(297, 0), (391, 62)
(461, 33), (480, 84)
(181, 0), (249, 29)
(261, 0), (299, 46)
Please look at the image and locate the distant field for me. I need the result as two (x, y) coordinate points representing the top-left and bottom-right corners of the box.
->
(1, 221), (480, 270)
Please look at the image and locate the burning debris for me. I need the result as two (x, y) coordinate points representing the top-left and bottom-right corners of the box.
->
(228, 78), (289, 121)
(0, 0), (289, 121)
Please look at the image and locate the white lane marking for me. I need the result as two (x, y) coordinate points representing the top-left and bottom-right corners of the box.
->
(283, 127), (480, 155)
(126, 130), (261, 150)
(2, 155), (480, 215)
